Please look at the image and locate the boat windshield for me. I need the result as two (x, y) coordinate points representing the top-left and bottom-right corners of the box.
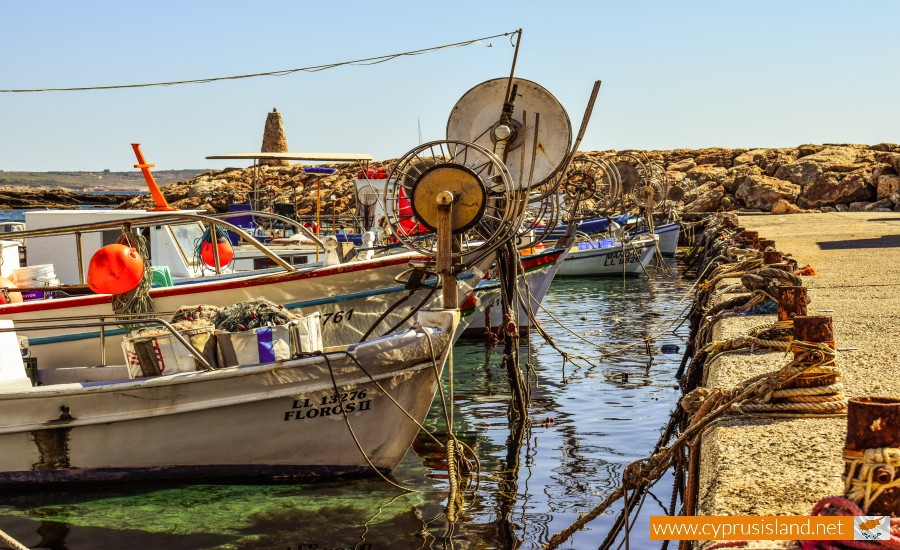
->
(169, 222), (205, 264)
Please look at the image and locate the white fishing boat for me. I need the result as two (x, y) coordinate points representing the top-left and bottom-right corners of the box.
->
(630, 221), (680, 256)
(459, 246), (568, 337)
(556, 235), (657, 277)
(0, 210), (490, 371)
(0, 309), (457, 486)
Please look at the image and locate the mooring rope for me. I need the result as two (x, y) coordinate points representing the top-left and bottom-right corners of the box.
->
(112, 226), (154, 325)
(843, 447), (900, 512)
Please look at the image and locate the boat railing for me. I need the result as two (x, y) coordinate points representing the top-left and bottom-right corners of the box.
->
(207, 210), (326, 249)
(3, 313), (212, 371)
(4, 211), (309, 280)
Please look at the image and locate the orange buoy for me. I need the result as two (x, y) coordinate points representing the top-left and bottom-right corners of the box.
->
(200, 237), (234, 268)
(87, 244), (145, 294)
(0, 277), (23, 304)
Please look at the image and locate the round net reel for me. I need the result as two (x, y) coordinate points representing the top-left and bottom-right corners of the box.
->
(447, 77), (572, 191)
(384, 140), (519, 264)
(514, 191), (560, 250)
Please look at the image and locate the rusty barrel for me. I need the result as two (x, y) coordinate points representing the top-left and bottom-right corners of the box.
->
(844, 397), (900, 515)
(777, 285), (808, 321)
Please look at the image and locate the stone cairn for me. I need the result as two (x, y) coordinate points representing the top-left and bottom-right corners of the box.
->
(260, 108), (289, 167)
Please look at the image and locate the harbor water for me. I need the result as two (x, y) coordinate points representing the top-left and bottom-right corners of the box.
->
(0, 260), (691, 550)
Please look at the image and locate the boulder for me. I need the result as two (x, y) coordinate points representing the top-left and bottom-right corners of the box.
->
(682, 183), (725, 212)
(798, 169), (874, 208)
(877, 174), (900, 199)
(771, 199), (803, 215)
(187, 179), (228, 198)
(735, 175), (801, 211)
(722, 164), (763, 194)
(684, 165), (727, 186)
(848, 201), (869, 212)
(774, 147), (862, 188)
(733, 148), (799, 175)
(667, 158), (696, 172)
(694, 148), (733, 168)
(864, 198), (894, 211)
(835, 204), (849, 212)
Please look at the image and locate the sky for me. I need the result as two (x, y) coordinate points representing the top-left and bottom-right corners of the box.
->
(2, 0), (899, 172)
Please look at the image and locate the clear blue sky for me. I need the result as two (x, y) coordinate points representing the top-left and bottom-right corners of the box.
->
(2, 1), (898, 171)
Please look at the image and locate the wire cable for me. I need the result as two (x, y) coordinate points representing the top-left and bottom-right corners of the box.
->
(2, 30), (518, 93)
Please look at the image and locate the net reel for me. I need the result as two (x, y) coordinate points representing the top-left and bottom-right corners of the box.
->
(383, 140), (519, 266)
(447, 77), (572, 193)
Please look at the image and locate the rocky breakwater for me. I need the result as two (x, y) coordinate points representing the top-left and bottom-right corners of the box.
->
(0, 185), (125, 210)
(116, 143), (900, 216)
(641, 143), (900, 214)
(117, 161), (391, 215)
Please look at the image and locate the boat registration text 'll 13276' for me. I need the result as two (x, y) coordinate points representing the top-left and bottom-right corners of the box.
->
(283, 391), (372, 421)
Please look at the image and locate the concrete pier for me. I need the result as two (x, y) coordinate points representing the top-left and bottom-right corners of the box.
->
(697, 212), (900, 547)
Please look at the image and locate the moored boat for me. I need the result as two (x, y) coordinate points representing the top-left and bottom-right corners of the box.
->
(556, 235), (657, 277)
(0, 309), (457, 486)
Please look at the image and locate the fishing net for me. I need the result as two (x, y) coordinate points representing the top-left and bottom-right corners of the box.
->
(112, 227), (155, 327)
(171, 304), (224, 324)
(212, 298), (298, 332)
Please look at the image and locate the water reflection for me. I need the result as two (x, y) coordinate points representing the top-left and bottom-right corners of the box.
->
(0, 260), (690, 550)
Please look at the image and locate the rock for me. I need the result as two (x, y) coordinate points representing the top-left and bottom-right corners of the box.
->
(864, 198), (894, 211)
(694, 148), (733, 168)
(187, 179), (228, 198)
(683, 183), (725, 212)
(667, 158), (696, 172)
(820, 206), (837, 213)
(892, 154), (900, 175)
(848, 201), (869, 212)
(835, 203), (850, 212)
(799, 169), (874, 208)
(685, 165), (727, 186)
(774, 147), (862, 188)
(735, 175), (801, 211)
(733, 148), (799, 176)
(797, 144), (826, 157)
(722, 164), (763, 194)
(771, 199), (802, 215)
(877, 174), (900, 199)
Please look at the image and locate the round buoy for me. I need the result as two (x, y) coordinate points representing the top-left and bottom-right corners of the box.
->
(200, 237), (234, 268)
(87, 244), (145, 294)
(0, 277), (23, 304)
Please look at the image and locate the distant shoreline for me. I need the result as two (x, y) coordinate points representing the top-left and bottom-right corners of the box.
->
(0, 169), (209, 193)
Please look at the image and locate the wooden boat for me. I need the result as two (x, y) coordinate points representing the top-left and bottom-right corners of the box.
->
(0, 309), (457, 486)
(556, 235), (657, 277)
(0, 211), (490, 371)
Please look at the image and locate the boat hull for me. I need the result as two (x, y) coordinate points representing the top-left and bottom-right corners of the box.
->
(556, 238), (656, 277)
(0, 311), (456, 486)
(0, 253), (488, 370)
(631, 222), (680, 256)
(460, 247), (567, 337)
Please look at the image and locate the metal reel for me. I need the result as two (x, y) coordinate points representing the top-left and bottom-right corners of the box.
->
(447, 77), (572, 190)
(514, 192), (560, 250)
(384, 140), (518, 262)
(562, 157), (599, 202)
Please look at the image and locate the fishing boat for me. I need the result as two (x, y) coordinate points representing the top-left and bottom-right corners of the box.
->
(0, 309), (457, 486)
(556, 234), (657, 277)
(629, 221), (680, 256)
(0, 210), (490, 371)
(459, 246), (568, 337)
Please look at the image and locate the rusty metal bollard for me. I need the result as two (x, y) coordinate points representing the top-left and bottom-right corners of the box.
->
(764, 251), (784, 264)
(843, 397), (900, 515)
(758, 239), (776, 251)
(788, 316), (838, 390)
(777, 285), (808, 322)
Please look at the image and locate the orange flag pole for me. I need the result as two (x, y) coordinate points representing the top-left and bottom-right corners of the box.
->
(132, 143), (176, 211)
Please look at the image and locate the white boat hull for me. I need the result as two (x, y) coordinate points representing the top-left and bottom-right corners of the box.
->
(0, 311), (456, 486)
(0, 253), (489, 371)
(631, 222), (680, 256)
(556, 238), (657, 277)
(460, 247), (567, 337)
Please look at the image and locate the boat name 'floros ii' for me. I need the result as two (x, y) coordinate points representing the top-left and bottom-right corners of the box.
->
(284, 392), (373, 421)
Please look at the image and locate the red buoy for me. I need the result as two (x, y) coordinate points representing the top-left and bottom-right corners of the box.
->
(87, 244), (145, 294)
(200, 237), (234, 268)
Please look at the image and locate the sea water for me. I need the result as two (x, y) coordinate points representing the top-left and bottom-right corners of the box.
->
(0, 260), (690, 550)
